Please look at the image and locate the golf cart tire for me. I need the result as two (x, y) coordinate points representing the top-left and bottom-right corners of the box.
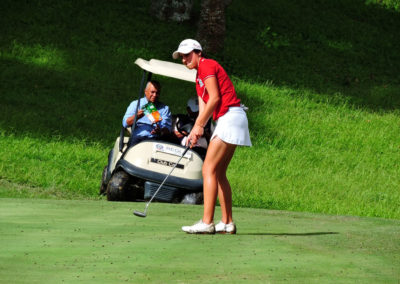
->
(99, 166), (108, 196)
(106, 170), (131, 201)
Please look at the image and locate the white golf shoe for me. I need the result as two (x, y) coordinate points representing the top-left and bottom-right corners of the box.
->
(182, 220), (215, 234)
(215, 221), (236, 234)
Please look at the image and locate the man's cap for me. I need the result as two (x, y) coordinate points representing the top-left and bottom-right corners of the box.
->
(187, 97), (199, 112)
(172, 39), (202, 59)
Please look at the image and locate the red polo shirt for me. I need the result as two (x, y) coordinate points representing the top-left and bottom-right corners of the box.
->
(196, 58), (240, 121)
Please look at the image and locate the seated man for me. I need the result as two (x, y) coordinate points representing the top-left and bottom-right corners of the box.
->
(122, 80), (172, 146)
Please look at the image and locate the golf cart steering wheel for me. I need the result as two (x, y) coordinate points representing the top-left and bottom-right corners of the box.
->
(176, 115), (194, 136)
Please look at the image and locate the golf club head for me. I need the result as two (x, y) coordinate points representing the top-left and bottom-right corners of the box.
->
(133, 210), (147, 218)
(132, 146), (190, 219)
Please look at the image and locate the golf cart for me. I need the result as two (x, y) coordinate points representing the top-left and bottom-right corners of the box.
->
(99, 58), (204, 204)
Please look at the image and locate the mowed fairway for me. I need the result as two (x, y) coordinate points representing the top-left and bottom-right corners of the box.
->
(0, 198), (399, 283)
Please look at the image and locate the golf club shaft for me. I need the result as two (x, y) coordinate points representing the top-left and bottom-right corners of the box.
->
(142, 146), (190, 214)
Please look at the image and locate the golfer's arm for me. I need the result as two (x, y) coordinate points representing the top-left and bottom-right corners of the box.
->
(196, 77), (219, 127)
(198, 96), (206, 115)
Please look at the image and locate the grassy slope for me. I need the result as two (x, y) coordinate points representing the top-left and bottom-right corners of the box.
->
(0, 198), (399, 283)
(0, 0), (399, 218)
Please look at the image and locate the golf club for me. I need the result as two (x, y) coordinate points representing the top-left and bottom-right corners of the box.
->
(134, 145), (191, 217)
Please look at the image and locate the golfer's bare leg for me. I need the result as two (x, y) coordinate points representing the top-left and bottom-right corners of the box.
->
(202, 137), (236, 224)
(217, 143), (236, 224)
(217, 180), (232, 224)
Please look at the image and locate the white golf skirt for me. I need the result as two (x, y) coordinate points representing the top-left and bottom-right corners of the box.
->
(211, 106), (252, 146)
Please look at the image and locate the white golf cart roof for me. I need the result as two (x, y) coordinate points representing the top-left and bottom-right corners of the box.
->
(134, 58), (196, 83)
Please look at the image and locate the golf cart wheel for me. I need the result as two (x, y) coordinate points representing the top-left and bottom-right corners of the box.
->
(106, 170), (130, 201)
(99, 166), (108, 196)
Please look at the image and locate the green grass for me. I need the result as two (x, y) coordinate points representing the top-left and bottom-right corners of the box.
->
(1, 0), (400, 219)
(1, 198), (399, 283)
(229, 81), (400, 218)
(0, 133), (105, 198)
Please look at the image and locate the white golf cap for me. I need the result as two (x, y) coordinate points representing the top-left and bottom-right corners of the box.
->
(187, 97), (199, 112)
(172, 39), (202, 59)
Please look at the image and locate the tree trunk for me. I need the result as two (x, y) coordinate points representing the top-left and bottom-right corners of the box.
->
(196, 0), (226, 55)
(150, 0), (194, 22)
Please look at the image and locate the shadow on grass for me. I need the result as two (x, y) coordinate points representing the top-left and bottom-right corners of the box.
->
(1, 0), (399, 146)
(239, 232), (339, 236)
(0, 57), (133, 146)
(220, 0), (400, 111)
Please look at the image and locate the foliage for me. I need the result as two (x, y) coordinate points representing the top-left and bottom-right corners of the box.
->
(366, 0), (400, 11)
(258, 26), (290, 49)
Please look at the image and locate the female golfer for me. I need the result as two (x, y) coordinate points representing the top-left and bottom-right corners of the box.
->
(173, 39), (252, 234)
